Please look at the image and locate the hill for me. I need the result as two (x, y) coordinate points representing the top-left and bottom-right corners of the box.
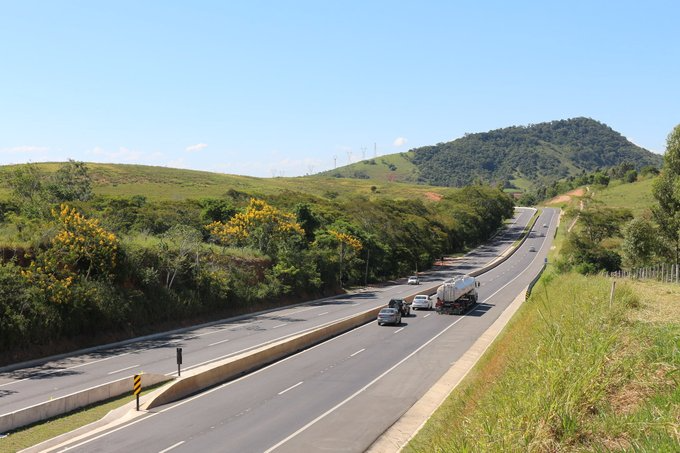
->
(320, 118), (663, 190)
(0, 162), (451, 203)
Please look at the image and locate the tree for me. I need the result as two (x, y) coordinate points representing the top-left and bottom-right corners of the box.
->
(48, 204), (119, 281)
(47, 160), (93, 202)
(206, 198), (304, 258)
(327, 229), (362, 287)
(652, 124), (680, 264)
(578, 207), (633, 243)
(621, 218), (658, 268)
(158, 224), (203, 289)
(8, 163), (50, 218)
(295, 203), (320, 242)
(200, 198), (236, 223)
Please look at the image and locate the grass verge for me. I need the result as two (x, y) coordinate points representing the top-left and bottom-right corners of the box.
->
(406, 273), (680, 452)
(0, 384), (165, 453)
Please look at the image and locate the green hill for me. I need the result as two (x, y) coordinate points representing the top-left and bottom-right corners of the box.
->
(320, 118), (663, 190)
(0, 162), (451, 203)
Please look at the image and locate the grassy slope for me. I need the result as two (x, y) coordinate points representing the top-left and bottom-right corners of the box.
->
(408, 182), (678, 451)
(0, 162), (449, 202)
(593, 177), (656, 216)
(316, 152), (420, 182)
(408, 273), (679, 452)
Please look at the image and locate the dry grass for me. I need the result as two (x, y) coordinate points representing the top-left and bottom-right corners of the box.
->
(626, 279), (680, 324)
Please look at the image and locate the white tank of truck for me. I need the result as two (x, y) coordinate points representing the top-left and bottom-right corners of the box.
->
(435, 275), (479, 314)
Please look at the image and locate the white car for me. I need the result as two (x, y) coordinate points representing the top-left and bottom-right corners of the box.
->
(411, 294), (432, 310)
(407, 276), (420, 285)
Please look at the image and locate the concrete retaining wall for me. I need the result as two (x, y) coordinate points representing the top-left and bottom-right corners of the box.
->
(0, 373), (170, 434)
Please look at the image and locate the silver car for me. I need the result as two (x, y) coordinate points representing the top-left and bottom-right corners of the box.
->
(411, 294), (432, 310)
(377, 308), (401, 325)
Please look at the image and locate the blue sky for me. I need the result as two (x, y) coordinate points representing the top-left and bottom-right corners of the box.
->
(1, 1), (678, 177)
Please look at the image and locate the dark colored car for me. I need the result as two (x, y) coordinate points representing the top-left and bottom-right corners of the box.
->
(388, 298), (411, 316)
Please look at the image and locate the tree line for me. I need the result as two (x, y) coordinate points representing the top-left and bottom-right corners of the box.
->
(0, 164), (514, 361)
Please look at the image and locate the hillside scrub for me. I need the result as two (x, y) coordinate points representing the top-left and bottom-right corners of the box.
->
(0, 163), (514, 363)
(407, 274), (679, 452)
(411, 118), (661, 189)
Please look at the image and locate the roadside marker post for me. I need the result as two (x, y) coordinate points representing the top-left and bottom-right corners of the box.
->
(176, 347), (183, 377)
(133, 374), (141, 411)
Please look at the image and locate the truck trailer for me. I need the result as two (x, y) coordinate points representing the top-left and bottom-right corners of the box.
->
(435, 275), (479, 315)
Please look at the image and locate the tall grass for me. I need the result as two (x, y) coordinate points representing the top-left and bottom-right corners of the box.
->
(407, 273), (679, 452)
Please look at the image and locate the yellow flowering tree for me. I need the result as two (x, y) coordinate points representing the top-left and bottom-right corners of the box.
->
(328, 229), (363, 287)
(50, 204), (119, 280)
(23, 204), (119, 304)
(207, 198), (304, 257)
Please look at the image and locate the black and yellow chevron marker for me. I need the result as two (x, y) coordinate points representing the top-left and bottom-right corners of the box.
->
(133, 374), (142, 396)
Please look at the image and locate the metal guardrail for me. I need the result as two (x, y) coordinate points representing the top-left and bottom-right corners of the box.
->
(526, 263), (547, 298)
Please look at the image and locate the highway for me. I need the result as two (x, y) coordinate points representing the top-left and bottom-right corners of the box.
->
(1, 209), (535, 418)
(25, 207), (558, 452)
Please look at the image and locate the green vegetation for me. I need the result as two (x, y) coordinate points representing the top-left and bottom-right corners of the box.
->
(407, 274), (679, 452)
(554, 123), (680, 275)
(407, 123), (680, 451)
(592, 178), (656, 216)
(317, 152), (420, 182)
(413, 118), (661, 189)
(324, 118), (662, 193)
(0, 161), (515, 364)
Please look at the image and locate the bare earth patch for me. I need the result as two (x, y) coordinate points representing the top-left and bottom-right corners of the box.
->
(547, 187), (586, 205)
(425, 192), (443, 201)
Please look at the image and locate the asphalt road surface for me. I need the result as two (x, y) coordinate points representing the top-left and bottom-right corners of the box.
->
(28, 207), (558, 452)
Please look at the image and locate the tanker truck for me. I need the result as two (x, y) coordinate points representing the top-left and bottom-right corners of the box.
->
(435, 275), (480, 315)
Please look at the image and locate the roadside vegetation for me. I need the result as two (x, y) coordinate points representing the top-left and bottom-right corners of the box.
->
(407, 273), (679, 452)
(407, 124), (680, 452)
(0, 161), (514, 364)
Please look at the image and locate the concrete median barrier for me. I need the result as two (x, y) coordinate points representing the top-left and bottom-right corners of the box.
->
(146, 211), (539, 410)
(7, 209), (538, 434)
(0, 373), (170, 434)
(144, 306), (383, 409)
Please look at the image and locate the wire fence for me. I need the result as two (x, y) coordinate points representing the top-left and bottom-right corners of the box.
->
(609, 263), (680, 284)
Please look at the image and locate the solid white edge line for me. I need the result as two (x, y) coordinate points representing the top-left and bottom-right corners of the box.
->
(278, 381), (304, 395)
(48, 210), (544, 452)
(53, 323), (378, 451)
(262, 315), (470, 452)
(158, 440), (185, 453)
(263, 212), (546, 453)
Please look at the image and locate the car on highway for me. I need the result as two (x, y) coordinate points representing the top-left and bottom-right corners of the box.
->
(528, 246), (536, 252)
(407, 275), (420, 285)
(377, 307), (401, 325)
(411, 294), (432, 310)
(543, 223), (548, 228)
(388, 298), (411, 316)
